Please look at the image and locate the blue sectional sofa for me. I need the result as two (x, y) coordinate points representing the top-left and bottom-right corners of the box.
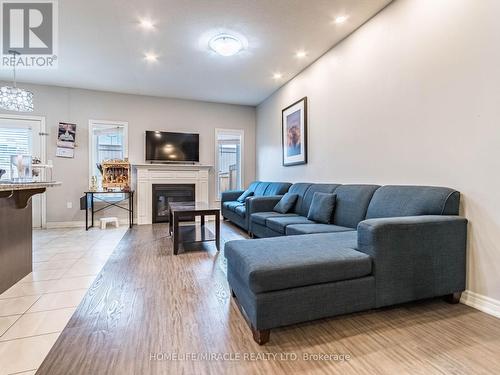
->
(249, 183), (379, 237)
(224, 184), (467, 345)
(221, 181), (291, 231)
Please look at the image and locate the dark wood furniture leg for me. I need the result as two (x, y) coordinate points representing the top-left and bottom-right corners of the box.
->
(215, 213), (220, 251)
(230, 288), (270, 345)
(129, 192), (133, 229)
(251, 327), (271, 346)
(200, 214), (205, 227)
(168, 209), (172, 235)
(85, 193), (89, 231)
(444, 292), (462, 304)
(173, 214), (179, 255)
(91, 193), (94, 228)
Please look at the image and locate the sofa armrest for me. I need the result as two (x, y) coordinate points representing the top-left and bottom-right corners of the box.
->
(247, 195), (283, 214)
(357, 215), (467, 307)
(221, 190), (245, 203)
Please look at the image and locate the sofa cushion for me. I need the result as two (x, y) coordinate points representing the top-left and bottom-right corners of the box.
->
(366, 185), (460, 219)
(297, 184), (339, 216)
(237, 190), (254, 202)
(307, 193), (336, 224)
(246, 181), (260, 192)
(224, 201), (244, 212)
(286, 224), (355, 236)
(234, 205), (246, 217)
(273, 193), (298, 214)
(333, 185), (380, 228)
(225, 231), (371, 293)
(241, 181), (274, 197)
(265, 182), (292, 196)
(266, 216), (315, 234)
(287, 183), (312, 214)
(254, 182), (271, 197)
(251, 212), (298, 226)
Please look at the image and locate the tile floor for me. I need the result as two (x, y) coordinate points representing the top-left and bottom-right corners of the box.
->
(0, 226), (127, 375)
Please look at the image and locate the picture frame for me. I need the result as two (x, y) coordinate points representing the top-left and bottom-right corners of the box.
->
(56, 122), (77, 158)
(282, 97), (307, 166)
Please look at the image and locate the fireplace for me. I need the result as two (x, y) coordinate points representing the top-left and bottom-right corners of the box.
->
(152, 184), (195, 223)
(134, 164), (210, 225)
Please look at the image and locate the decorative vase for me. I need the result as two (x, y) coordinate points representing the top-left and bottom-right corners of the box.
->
(10, 155), (32, 182)
(90, 176), (98, 191)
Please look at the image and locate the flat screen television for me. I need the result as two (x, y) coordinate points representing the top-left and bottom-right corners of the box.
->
(145, 131), (200, 163)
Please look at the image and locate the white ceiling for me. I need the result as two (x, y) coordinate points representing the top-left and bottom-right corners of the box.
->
(0, 0), (392, 106)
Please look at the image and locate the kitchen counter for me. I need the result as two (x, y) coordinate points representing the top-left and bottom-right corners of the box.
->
(0, 181), (61, 192)
(0, 181), (61, 294)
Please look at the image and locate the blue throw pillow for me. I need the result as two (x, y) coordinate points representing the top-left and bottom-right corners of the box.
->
(237, 190), (254, 202)
(273, 193), (298, 214)
(307, 193), (336, 224)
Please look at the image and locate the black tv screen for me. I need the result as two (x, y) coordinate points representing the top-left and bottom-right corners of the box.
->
(145, 131), (199, 162)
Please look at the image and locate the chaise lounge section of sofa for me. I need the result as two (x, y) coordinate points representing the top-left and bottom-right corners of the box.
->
(225, 184), (467, 345)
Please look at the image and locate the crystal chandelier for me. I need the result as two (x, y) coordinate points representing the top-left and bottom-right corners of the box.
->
(0, 50), (34, 112)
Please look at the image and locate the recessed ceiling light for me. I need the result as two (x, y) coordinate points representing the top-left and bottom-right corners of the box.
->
(273, 73), (283, 80)
(139, 18), (155, 30)
(144, 52), (158, 62)
(295, 50), (307, 59)
(209, 34), (243, 56)
(334, 15), (349, 24)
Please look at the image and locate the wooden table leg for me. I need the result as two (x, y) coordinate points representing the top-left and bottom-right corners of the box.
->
(173, 214), (179, 255)
(85, 193), (89, 231)
(215, 212), (220, 251)
(129, 192), (133, 228)
(91, 194), (94, 228)
(168, 209), (172, 235)
(200, 214), (205, 227)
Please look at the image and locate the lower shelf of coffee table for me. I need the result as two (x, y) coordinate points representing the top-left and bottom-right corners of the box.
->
(177, 224), (216, 244)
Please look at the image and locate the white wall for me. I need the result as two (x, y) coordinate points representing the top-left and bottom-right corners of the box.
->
(256, 0), (500, 302)
(0, 83), (256, 223)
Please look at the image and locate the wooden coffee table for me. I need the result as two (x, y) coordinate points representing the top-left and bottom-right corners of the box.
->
(168, 201), (221, 255)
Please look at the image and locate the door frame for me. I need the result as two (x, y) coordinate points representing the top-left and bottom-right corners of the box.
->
(214, 128), (245, 201)
(88, 119), (129, 189)
(0, 113), (47, 228)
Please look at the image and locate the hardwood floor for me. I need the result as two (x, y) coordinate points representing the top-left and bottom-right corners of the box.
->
(36, 222), (500, 375)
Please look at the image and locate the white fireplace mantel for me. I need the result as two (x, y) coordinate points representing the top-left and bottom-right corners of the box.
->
(132, 163), (212, 225)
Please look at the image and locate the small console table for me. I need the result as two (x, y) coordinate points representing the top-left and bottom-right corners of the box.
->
(84, 191), (134, 230)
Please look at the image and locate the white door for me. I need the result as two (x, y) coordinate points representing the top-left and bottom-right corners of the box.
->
(0, 117), (45, 228)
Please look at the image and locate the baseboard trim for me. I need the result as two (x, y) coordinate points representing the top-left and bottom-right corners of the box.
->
(45, 221), (85, 228)
(461, 290), (500, 319)
(46, 219), (132, 229)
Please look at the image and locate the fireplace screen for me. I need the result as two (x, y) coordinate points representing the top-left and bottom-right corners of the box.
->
(152, 184), (195, 223)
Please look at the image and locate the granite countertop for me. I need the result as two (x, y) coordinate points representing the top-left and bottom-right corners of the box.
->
(0, 181), (62, 192)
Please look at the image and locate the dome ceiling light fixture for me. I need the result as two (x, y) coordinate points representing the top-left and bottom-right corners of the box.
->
(208, 34), (244, 57)
(0, 50), (34, 112)
(139, 18), (155, 30)
(334, 15), (349, 24)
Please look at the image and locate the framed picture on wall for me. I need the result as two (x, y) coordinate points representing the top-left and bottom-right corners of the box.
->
(282, 97), (307, 166)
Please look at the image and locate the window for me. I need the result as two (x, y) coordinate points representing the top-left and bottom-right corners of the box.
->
(215, 129), (243, 199)
(0, 127), (32, 180)
(89, 120), (128, 189)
